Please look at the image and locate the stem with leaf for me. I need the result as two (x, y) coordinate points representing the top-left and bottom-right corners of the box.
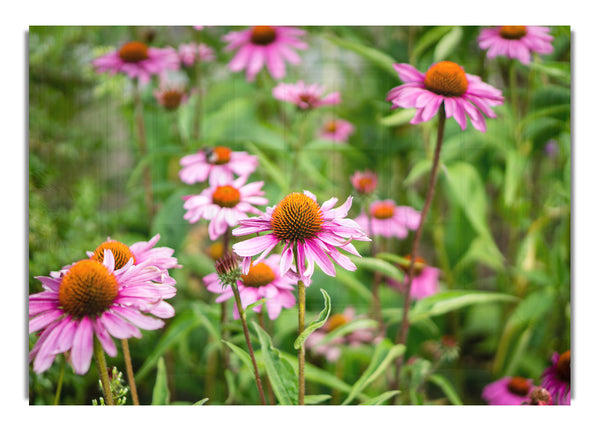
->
(93, 337), (114, 406)
(293, 246), (307, 405)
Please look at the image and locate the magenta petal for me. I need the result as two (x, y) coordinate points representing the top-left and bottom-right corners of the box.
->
(113, 307), (165, 331)
(71, 317), (94, 375)
(92, 318), (117, 357)
(233, 234), (279, 257)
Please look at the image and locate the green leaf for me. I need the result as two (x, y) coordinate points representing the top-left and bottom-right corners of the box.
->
(151, 357), (170, 405)
(314, 318), (378, 348)
(428, 374), (463, 405)
(412, 26), (453, 63)
(433, 26), (463, 62)
(304, 394), (332, 405)
(253, 322), (298, 405)
(333, 268), (373, 302)
(324, 34), (398, 78)
(350, 256), (405, 282)
(379, 108), (416, 128)
(294, 289), (331, 349)
(341, 340), (405, 405)
(222, 340), (254, 374)
(193, 398), (209, 406)
(359, 390), (401, 405)
(245, 141), (289, 192)
(150, 188), (190, 252)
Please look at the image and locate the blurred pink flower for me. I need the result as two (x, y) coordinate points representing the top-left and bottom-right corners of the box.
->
(390, 256), (440, 300)
(350, 169), (378, 195)
(482, 376), (534, 405)
(92, 41), (180, 85)
(223, 26), (307, 81)
(178, 42), (215, 67)
(273, 81), (341, 110)
(478, 26), (554, 65)
(183, 175), (267, 241)
(387, 61), (504, 132)
(541, 350), (571, 405)
(319, 118), (355, 143)
(29, 250), (176, 375)
(153, 82), (190, 111)
(204, 254), (296, 320)
(232, 191), (370, 285)
(179, 146), (259, 185)
(354, 200), (420, 239)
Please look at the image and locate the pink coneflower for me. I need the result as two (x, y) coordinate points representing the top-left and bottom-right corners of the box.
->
(541, 350), (571, 405)
(350, 170), (378, 195)
(319, 118), (355, 143)
(273, 81), (341, 110)
(179, 146), (259, 185)
(204, 254), (296, 320)
(92, 41), (180, 85)
(223, 26), (307, 82)
(178, 42), (215, 67)
(29, 250), (176, 374)
(387, 61), (504, 132)
(354, 200), (420, 239)
(305, 307), (382, 362)
(478, 26), (554, 65)
(183, 175), (268, 241)
(482, 376), (535, 405)
(391, 256), (440, 300)
(153, 82), (190, 111)
(232, 191), (370, 284)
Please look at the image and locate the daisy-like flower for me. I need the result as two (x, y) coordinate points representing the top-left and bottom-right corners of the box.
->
(273, 81), (341, 110)
(541, 350), (571, 405)
(92, 41), (180, 85)
(223, 26), (307, 82)
(478, 26), (554, 65)
(305, 307), (382, 362)
(232, 191), (370, 284)
(183, 175), (268, 241)
(354, 199), (420, 239)
(179, 146), (259, 185)
(386, 61), (504, 132)
(29, 250), (176, 375)
(482, 376), (535, 405)
(319, 118), (355, 143)
(350, 169), (378, 195)
(204, 254), (296, 320)
(154, 82), (190, 111)
(178, 42), (215, 67)
(391, 256), (440, 300)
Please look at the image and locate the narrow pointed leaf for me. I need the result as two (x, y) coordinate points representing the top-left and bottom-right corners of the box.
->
(294, 289), (331, 350)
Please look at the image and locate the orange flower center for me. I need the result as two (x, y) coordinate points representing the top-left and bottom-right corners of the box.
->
(118, 41), (149, 63)
(250, 26), (277, 45)
(324, 120), (338, 133)
(507, 376), (531, 396)
(241, 262), (276, 287)
(161, 90), (184, 110)
(59, 260), (119, 318)
(557, 350), (571, 383)
(327, 313), (349, 332)
(207, 146), (232, 165)
(212, 185), (241, 208)
(499, 26), (527, 40)
(371, 202), (395, 220)
(270, 193), (323, 242)
(424, 61), (468, 97)
(92, 240), (136, 270)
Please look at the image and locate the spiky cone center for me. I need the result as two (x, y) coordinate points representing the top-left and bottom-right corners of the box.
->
(215, 252), (243, 286)
(93, 240), (136, 270)
(324, 120), (338, 133)
(250, 26), (277, 45)
(206, 146), (232, 165)
(370, 201), (395, 220)
(161, 90), (184, 110)
(326, 313), (349, 332)
(507, 376), (531, 396)
(557, 350), (571, 383)
(241, 262), (276, 287)
(399, 255), (427, 276)
(500, 26), (527, 40)
(212, 185), (241, 208)
(270, 193), (324, 242)
(59, 260), (118, 319)
(118, 41), (149, 63)
(424, 61), (468, 98)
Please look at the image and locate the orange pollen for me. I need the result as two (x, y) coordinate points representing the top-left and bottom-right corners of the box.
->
(92, 240), (136, 270)
(161, 90), (184, 110)
(241, 262), (276, 287)
(399, 254), (427, 276)
(507, 377), (531, 396)
(500, 26), (527, 40)
(557, 350), (571, 383)
(356, 177), (375, 193)
(270, 193), (324, 242)
(207, 146), (232, 165)
(58, 260), (119, 319)
(327, 313), (349, 332)
(324, 120), (338, 133)
(424, 61), (468, 97)
(212, 185), (241, 208)
(371, 202), (395, 220)
(118, 41), (149, 63)
(250, 26), (277, 45)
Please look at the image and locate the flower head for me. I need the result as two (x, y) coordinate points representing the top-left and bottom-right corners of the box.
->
(178, 42), (215, 67)
(183, 175), (268, 241)
(387, 61), (504, 132)
(478, 26), (554, 65)
(92, 41), (180, 85)
(541, 350), (571, 405)
(233, 191), (370, 284)
(319, 118), (355, 143)
(223, 26), (307, 82)
(354, 200), (420, 239)
(391, 256), (440, 300)
(204, 254), (296, 320)
(29, 250), (176, 375)
(273, 81), (341, 110)
(179, 146), (259, 185)
(482, 376), (534, 405)
(350, 170), (378, 195)
(526, 387), (553, 405)
(154, 82), (190, 111)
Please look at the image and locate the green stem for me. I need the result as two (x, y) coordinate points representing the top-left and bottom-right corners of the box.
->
(293, 246), (306, 405)
(367, 212), (384, 336)
(53, 357), (65, 405)
(120, 339), (140, 405)
(93, 337), (114, 406)
(133, 80), (155, 219)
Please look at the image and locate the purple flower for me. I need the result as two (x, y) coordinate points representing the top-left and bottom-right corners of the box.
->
(319, 118), (355, 143)
(482, 376), (534, 405)
(350, 170), (378, 195)
(541, 350), (571, 405)
(273, 81), (341, 110)
(354, 199), (420, 239)
(179, 146), (259, 185)
(478, 26), (554, 65)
